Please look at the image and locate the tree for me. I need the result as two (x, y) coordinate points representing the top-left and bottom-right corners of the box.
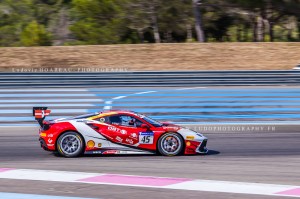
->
(275, 0), (300, 41)
(158, 0), (194, 42)
(192, 0), (205, 42)
(49, 7), (71, 45)
(1, 0), (300, 46)
(124, 1), (152, 43)
(0, 0), (64, 46)
(226, 0), (300, 42)
(125, 0), (161, 43)
(20, 20), (52, 46)
(69, 0), (126, 44)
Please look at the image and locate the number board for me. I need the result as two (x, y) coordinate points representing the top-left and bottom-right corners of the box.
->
(139, 132), (154, 144)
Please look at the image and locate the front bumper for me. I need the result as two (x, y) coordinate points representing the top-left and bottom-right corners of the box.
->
(184, 139), (208, 155)
(197, 139), (208, 153)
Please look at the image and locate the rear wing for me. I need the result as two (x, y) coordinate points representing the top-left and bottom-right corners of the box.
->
(33, 107), (51, 127)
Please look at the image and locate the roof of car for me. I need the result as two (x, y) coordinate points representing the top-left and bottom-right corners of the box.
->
(102, 110), (135, 114)
(87, 110), (136, 120)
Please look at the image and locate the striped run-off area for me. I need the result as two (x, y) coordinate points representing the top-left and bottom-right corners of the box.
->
(0, 168), (299, 198)
(0, 86), (300, 125)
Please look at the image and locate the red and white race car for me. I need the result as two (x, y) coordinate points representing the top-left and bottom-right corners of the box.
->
(33, 107), (208, 157)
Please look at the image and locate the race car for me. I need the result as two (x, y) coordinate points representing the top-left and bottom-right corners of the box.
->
(33, 107), (208, 158)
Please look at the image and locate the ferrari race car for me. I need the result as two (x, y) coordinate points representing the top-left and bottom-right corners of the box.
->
(33, 107), (208, 158)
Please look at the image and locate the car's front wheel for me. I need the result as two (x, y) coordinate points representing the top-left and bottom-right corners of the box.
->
(157, 133), (184, 156)
(57, 131), (84, 158)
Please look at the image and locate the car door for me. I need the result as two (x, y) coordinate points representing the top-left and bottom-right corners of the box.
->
(105, 114), (150, 146)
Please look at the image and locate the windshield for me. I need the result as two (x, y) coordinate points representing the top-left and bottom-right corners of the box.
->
(140, 114), (162, 127)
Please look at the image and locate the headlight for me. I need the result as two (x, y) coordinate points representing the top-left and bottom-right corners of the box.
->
(196, 133), (203, 137)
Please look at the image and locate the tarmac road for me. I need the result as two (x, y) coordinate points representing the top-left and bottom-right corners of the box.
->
(0, 126), (299, 199)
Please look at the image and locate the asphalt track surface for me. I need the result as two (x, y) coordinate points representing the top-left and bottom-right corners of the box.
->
(0, 126), (300, 199)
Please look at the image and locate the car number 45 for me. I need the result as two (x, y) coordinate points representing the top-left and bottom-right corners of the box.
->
(139, 132), (154, 144)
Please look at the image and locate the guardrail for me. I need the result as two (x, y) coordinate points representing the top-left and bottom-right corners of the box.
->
(0, 70), (300, 87)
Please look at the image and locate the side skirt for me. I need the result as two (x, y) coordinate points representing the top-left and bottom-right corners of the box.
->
(85, 148), (156, 155)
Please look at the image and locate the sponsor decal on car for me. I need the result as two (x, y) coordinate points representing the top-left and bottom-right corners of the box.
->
(126, 138), (134, 145)
(48, 138), (53, 144)
(108, 126), (126, 134)
(34, 109), (51, 119)
(115, 136), (123, 142)
(186, 136), (195, 140)
(186, 141), (191, 147)
(92, 151), (102, 154)
(102, 150), (119, 154)
(139, 132), (154, 144)
(162, 126), (180, 131)
(87, 112), (117, 120)
(129, 133), (138, 140)
(40, 133), (47, 137)
(87, 140), (95, 148)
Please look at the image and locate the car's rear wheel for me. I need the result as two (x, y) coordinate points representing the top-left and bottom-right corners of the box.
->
(57, 131), (84, 158)
(157, 132), (184, 156)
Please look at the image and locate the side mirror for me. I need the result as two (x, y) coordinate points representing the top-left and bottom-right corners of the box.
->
(141, 124), (150, 129)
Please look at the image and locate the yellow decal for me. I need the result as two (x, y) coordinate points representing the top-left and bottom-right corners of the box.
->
(87, 112), (117, 120)
(87, 140), (95, 148)
(40, 133), (47, 137)
(186, 136), (195, 140)
(98, 143), (102, 148)
(186, 141), (191, 146)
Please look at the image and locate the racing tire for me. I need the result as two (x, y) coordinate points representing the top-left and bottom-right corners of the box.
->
(57, 131), (84, 158)
(157, 132), (184, 156)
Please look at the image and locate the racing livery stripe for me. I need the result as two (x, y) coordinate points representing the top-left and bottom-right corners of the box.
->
(0, 168), (300, 197)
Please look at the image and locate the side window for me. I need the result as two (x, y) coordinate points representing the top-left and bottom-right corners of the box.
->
(110, 115), (143, 127)
(108, 115), (122, 125)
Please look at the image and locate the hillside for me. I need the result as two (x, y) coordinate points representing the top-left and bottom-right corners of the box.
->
(0, 43), (299, 72)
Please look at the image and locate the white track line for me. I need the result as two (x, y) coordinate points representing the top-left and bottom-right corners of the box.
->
(103, 86), (205, 111)
(134, 91), (156, 95)
(112, 96), (126, 100)
(103, 91), (157, 110)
